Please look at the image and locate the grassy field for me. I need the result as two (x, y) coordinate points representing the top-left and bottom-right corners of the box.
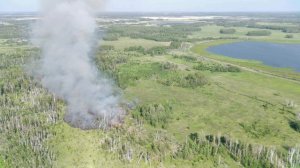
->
(99, 23), (300, 166)
(119, 49), (300, 146)
(102, 37), (171, 49)
(189, 25), (300, 43)
(97, 35), (300, 166)
(256, 22), (297, 27)
(0, 158), (4, 168)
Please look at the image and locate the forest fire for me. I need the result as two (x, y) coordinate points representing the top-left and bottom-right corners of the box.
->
(32, 0), (125, 130)
(63, 107), (126, 130)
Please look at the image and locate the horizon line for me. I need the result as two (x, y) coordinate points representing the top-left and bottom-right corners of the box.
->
(1, 11), (300, 14)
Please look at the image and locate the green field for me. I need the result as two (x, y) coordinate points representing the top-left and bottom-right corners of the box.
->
(189, 25), (300, 43)
(0, 158), (4, 168)
(102, 37), (171, 49)
(1, 14), (300, 167)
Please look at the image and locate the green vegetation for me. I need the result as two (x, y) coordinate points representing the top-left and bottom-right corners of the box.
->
(107, 24), (202, 42)
(216, 20), (300, 34)
(1, 13), (300, 167)
(173, 55), (197, 62)
(285, 34), (294, 39)
(103, 33), (120, 41)
(132, 102), (173, 128)
(175, 133), (292, 168)
(103, 37), (170, 50)
(124, 46), (168, 55)
(220, 28), (236, 34)
(290, 120), (300, 132)
(116, 62), (162, 88)
(160, 62), (178, 71)
(157, 72), (209, 88)
(189, 25), (300, 43)
(0, 158), (4, 168)
(0, 21), (30, 39)
(0, 49), (59, 167)
(194, 62), (241, 72)
(124, 46), (146, 53)
(169, 41), (182, 49)
(146, 46), (168, 56)
(282, 27), (300, 33)
(100, 45), (115, 51)
(246, 30), (272, 36)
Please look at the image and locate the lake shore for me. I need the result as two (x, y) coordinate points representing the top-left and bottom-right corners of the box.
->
(207, 41), (300, 72)
(192, 40), (300, 82)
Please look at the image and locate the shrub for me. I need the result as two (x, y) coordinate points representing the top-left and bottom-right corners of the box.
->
(146, 46), (168, 56)
(107, 24), (201, 42)
(194, 62), (241, 72)
(157, 72), (208, 88)
(124, 46), (146, 54)
(282, 27), (300, 33)
(100, 45), (115, 51)
(220, 28), (236, 34)
(240, 121), (277, 138)
(103, 33), (120, 41)
(161, 62), (178, 71)
(173, 55), (197, 62)
(226, 65), (241, 72)
(169, 41), (182, 49)
(285, 34), (294, 38)
(132, 103), (173, 128)
(157, 71), (182, 87)
(175, 133), (290, 167)
(116, 63), (162, 88)
(96, 52), (128, 74)
(183, 73), (208, 88)
(289, 120), (300, 133)
(246, 30), (271, 36)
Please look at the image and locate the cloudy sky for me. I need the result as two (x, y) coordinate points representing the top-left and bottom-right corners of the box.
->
(0, 0), (300, 12)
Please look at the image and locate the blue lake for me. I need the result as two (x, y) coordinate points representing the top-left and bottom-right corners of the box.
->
(207, 41), (300, 72)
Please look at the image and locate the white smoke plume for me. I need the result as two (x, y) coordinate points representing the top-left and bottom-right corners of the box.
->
(32, 0), (124, 129)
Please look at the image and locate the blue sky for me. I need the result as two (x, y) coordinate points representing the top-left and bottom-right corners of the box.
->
(0, 0), (300, 12)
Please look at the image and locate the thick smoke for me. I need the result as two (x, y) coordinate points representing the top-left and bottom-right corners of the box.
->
(32, 0), (124, 129)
